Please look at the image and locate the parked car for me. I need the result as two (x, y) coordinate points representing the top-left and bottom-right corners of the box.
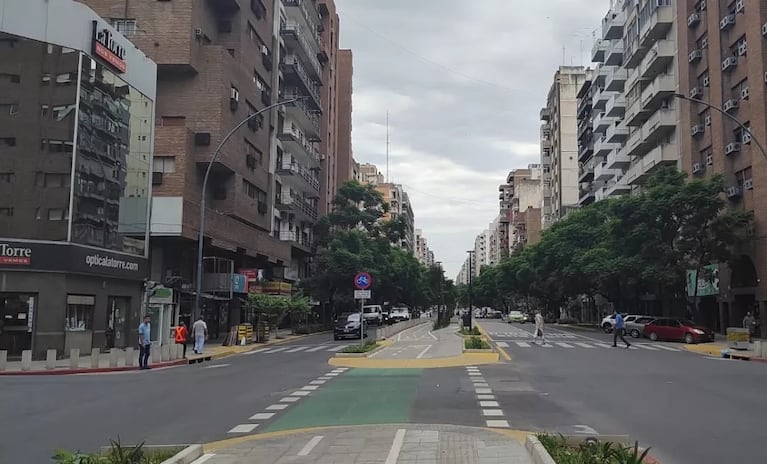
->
(333, 313), (368, 340)
(642, 318), (715, 344)
(362, 305), (383, 325)
(507, 310), (527, 323)
(601, 314), (617, 333)
(390, 306), (410, 323)
(625, 316), (656, 338)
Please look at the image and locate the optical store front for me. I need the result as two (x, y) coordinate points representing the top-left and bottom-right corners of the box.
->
(0, 0), (156, 358)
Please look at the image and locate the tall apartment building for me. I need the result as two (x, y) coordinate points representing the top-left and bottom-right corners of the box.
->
(487, 215), (502, 266)
(473, 230), (489, 276)
(456, 256), (472, 285)
(317, 0), (339, 216)
(335, 49), (355, 187)
(376, 183), (415, 253)
(540, 66), (588, 227)
(677, 0), (767, 330)
(414, 228), (435, 266)
(505, 165), (543, 252)
(359, 163), (384, 185)
(577, 69), (601, 205)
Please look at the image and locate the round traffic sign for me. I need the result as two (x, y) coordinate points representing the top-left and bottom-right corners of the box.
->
(354, 272), (372, 290)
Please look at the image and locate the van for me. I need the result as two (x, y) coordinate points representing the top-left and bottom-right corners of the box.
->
(362, 305), (383, 325)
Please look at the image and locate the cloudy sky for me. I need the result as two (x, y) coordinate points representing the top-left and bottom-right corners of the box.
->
(334, 0), (605, 278)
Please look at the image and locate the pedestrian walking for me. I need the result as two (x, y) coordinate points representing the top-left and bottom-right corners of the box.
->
(743, 312), (755, 343)
(174, 321), (189, 358)
(138, 314), (152, 369)
(192, 315), (208, 354)
(612, 310), (631, 348)
(534, 311), (546, 345)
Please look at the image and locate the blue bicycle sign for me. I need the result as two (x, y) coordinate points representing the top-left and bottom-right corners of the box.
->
(354, 272), (372, 290)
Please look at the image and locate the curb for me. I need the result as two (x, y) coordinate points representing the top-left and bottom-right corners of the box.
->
(0, 359), (187, 376)
(474, 321), (512, 362)
(527, 434), (660, 464)
(334, 343), (387, 358)
(525, 435), (556, 464)
(327, 351), (499, 369)
(159, 444), (203, 464)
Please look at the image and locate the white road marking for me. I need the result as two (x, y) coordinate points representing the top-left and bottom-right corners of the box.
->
(574, 342), (595, 348)
(539, 343), (554, 347)
(228, 424), (258, 433)
(475, 388), (492, 394)
(306, 345), (330, 352)
(297, 436), (324, 456)
(301, 385), (319, 391)
(474, 382), (489, 388)
(310, 380), (326, 385)
(325, 373), (339, 376)
(477, 394), (495, 400)
(573, 425), (598, 435)
(385, 429), (407, 464)
(471, 378), (486, 383)
(335, 367), (349, 371)
(245, 348), (270, 355)
(263, 347), (288, 353)
(482, 409), (504, 416)
(496, 341), (509, 347)
(293, 391), (311, 396)
(556, 342), (574, 348)
(466, 366), (478, 369)
(480, 401), (500, 407)
(190, 454), (216, 464)
(416, 345), (433, 359)
(280, 397), (301, 402)
(594, 343), (613, 348)
(285, 346), (309, 353)
(249, 412), (276, 420)
(427, 330), (438, 340)
(634, 344), (660, 351)
(318, 376), (332, 380)
(266, 404), (289, 410)
(327, 346), (348, 352)
(469, 372), (482, 376)
(652, 344), (680, 351)
(202, 364), (229, 369)
(486, 420), (510, 428)
(515, 341), (531, 347)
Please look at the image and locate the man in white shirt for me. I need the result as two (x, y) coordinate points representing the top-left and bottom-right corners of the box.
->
(192, 316), (208, 354)
(534, 311), (547, 345)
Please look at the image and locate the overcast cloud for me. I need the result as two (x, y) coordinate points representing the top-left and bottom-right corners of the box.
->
(335, 0), (605, 278)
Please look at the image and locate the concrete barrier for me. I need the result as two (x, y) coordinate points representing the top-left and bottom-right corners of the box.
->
(161, 344), (170, 361)
(109, 349), (119, 367)
(21, 350), (32, 371)
(151, 342), (161, 363)
(69, 349), (80, 369)
(376, 318), (429, 341)
(125, 347), (135, 366)
(91, 348), (100, 368)
(46, 349), (57, 370)
(0, 350), (7, 371)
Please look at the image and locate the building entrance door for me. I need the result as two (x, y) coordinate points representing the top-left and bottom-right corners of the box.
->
(106, 297), (130, 349)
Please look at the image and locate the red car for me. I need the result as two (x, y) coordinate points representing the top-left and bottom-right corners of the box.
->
(642, 318), (715, 344)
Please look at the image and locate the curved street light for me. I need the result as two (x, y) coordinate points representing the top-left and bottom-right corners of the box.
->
(672, 93), (767, 161)
(194, 97), (304, 321)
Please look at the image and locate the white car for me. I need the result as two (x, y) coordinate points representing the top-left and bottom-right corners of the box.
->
(602, 314), (644, 334)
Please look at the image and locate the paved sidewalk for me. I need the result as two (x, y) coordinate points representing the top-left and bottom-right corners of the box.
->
(202, 424), (533, 464)
(683, 341), (767, 362)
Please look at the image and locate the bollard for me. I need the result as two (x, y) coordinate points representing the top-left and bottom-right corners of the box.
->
(69, 348), (80, 369)
(151, 343), (161, 363)
(21, 350), (32, 371)
(117, 348), (126, 366)
(0, 350), (7, 371)
(91, 348), (100, 368)
(109, 349), (119, 367)
(161, 344), (170, 362)
(46, 349), (57, 370)
(124, 347), (135, 366)
(172, 344), (180, 360)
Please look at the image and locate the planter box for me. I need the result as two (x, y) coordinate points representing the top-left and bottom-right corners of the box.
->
(97, 444), (201, 464)
(464, 348), (494, 353)
(334, 343), (385, 358)
(525, 435), (657, 464)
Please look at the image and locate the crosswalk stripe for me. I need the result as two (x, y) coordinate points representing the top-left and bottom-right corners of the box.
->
(285, 346), (309, 353)
(305, 346), (329, 352)
(555, 342), (574, 348)
(539, 342), (554, 347)
(515, 341), (531, 347)
(326, 345), (348, 352)
(574, 342), (595, 348)
(594, 343), (613, 348)
(262, 347), (288, 353)
(634, 344), (660, 350)
(651, 344), (680, 351)
(246, 348), (270, 354)
(496, 342), (509, 347)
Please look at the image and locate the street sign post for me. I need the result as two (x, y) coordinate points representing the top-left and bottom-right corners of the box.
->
(353, 272), (373, 345)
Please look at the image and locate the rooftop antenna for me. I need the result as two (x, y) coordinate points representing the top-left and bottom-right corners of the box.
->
(386, 110), (390, 183)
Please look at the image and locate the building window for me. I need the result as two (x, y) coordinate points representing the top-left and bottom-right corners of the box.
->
(44, 173), (69, 188)
(110, 18), (137, 36)
(41, 73), (50, 84)
(0, 172), (14, 183)
(0, 137), (16, 147)
(0, 72), (20, 83)
(55, 73), (73, 85)
(66, 295), (95, 331)
(242, 179), (266, 201)
(47, 208), (68, 221)
(153, 156), (176, 173)
(0, 207), (14, 216)
(52, 104), (76, 121)
(0, 103), (18, 116)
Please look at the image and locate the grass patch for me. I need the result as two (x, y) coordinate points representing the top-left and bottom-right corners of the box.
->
(53, 440), (182, 464)
(459, 326), (481, 336)
(341, 341), (379, 353)
(537, 434), (653, 464)
(464, 336), (490, 350)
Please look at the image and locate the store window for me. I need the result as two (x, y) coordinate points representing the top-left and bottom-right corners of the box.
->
(66, 295), (95, 331)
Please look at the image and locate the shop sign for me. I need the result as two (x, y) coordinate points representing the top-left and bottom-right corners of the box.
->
(0, 242), (32, 265)
(92, 21), (127, 73)
(231, 274), (248, 294)
(262, 281), (292, 295)
(149, 286), (173, 304)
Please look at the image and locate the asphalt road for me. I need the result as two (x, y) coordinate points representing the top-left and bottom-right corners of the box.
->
(477, 319), (767, 464)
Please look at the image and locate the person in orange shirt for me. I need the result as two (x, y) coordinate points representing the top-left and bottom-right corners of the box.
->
(175, 321), (189, 358)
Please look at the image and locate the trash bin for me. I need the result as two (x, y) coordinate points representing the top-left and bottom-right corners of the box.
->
(726, 327), (749, 350)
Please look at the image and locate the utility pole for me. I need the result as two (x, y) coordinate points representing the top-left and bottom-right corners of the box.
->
(385, 110), (390, 183)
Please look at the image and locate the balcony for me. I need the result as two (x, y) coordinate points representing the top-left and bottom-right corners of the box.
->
(639, 40), (674, 80)
(594, 66), (610, 88)
(278, 230), (313, 251)
(540, 107), (551, 121)
(593, 112), (618, 133)
(625, 143), (678, 186)
(602, 10), (625, 40)
(579, 157), (597, 183)
(594, 136), (620, 157)
(276, 192), (318, 221)
(209, 0), (241, 15)
(577, 93), (593, 119)
(640, 5), (673, 48)
(624, 37), (649, 69)
(283, 0), (321, 40)
(605, 123), (629, 144)
(280, 21), (322, 79)
(577, 117), (592, 139)
(592, 39), (608, 63)
(605, 41), (624, 66)
(278, 127), (321, 166)
(277, 157), (320, 194)
(591, 87), (610, 111)
(580, 188), (596, 205)
(603, 177), (631, 197)
(642, 108), (676, 145)
(639, 75), (676, 112)
(281, 94), (321, 139)
(595, 161), (621, 181)
(625, 97), (651, 127)
(605, 68), (627, 92)
(541, 138), (552, 150)
(625, 127), (651, 158)
(605, 147), (631, 170)
(578, 136), (594, 161)
(281, 55), (322, 110)
(605, 93), (626, 117)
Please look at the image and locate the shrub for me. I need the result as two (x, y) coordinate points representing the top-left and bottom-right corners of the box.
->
(459, 327), (481, 336)
(537, 434), (652, 464)
(341, 341), (378, 353)
(464, 336), (490, 350)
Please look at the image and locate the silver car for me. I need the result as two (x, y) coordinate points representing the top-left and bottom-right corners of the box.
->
(624, 315), (656, 338)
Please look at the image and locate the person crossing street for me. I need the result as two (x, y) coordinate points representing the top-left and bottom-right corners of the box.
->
(612, 310), (631, 348)
(533, 310), (547, 345)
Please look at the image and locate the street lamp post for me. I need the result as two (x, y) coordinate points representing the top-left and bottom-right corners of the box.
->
(194, 98), (302, 322)
(435, 261), (445, 322)
(672, 93), (767, 161)
(466, 250), (474, 313)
